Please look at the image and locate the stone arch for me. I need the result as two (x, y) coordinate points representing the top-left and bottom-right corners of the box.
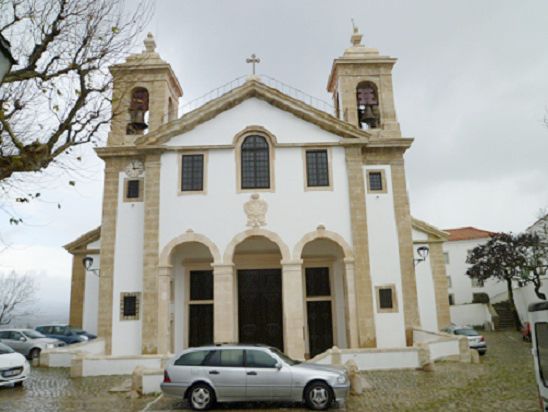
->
(159, 230), (222, 267)
(223, 228), (291, 264)
(232, 125), (278, 147)
(293, 226), (354, 260)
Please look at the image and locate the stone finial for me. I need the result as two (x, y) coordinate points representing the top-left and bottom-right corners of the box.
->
(144, 32), (156, 53)
(350, 20), (363, 46)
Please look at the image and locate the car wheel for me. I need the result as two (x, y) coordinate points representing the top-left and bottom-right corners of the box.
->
(14, 381), (23, 387)
(188, 383), (215, 411)
(29, 348), (41, 360)
(304, 381), (333, 411)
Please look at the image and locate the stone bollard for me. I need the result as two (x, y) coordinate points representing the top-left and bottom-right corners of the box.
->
(416, 342), (434, 372)
(331, 346), (342, 365)
(344, 359), (371, 395)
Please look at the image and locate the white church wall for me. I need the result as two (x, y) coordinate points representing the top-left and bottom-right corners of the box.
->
(83, 253), (100, 335)
(165, 98), (342, 148)
(414, 246), (439, 332)
(158, 109), (352, 261)
(111, 172), (145, 356)
(412, 229), (428, 242)
(364, 165), (406, 348)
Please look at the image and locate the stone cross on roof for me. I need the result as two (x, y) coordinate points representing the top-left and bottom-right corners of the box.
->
(246, 53), (261, 75)
(350, 19), (363, 46)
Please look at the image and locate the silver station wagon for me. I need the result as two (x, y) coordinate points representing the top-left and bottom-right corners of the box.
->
(161, 344), (349, 411)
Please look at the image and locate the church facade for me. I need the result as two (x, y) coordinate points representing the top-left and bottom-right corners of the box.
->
(65, 29), (450, 360)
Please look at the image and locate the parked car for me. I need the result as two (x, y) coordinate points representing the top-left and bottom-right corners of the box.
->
(0, 342), (30, 387)
(161, 344), (349, 411)
(445, 325), (487, 355)
(0, 329), (64, 359)
(35, 325), (95, 345)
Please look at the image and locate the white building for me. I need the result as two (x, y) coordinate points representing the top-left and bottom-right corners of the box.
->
(443, 227), (504, 306)
(65, 29), (450, 361)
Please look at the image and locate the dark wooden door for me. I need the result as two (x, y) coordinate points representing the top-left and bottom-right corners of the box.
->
(307, 300), (333, 357)
(238, 269), (283, 351)
(188, 270), (213, 347)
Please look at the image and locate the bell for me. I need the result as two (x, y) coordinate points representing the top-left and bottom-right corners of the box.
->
(129, 109), (148, 130)
(362, 105), (377, 128)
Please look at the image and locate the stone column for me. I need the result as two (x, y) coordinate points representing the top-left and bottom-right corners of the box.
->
(343, 258), (359, 348)
(69, 253), (86, 328)
(428, 237), (451, 329)
(141, 153), (162, 354)
(391, 156), (421, 344)
(344, 145), (376, 347)
(157, 266), (172, 354)
(97, 157), (124, 355)
(281, 261), (306, 360)
(213, 264), (237, 343)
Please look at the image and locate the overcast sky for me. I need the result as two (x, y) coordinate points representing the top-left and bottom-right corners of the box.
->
(1, 0), (547, 313)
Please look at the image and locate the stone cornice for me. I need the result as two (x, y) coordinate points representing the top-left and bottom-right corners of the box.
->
(412, 217), (449, 241)
(64, 227), (101, 254)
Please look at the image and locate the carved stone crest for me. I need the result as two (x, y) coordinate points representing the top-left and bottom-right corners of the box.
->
(244, 193), (268, 228)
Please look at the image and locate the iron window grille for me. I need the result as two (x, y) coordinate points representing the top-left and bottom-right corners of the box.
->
(378, 288), (394, 309)
(306, 150), (329, 187)
(126, 179), (141, 199)
(368, 171), (383, 191)
(181, 154), (204, 191)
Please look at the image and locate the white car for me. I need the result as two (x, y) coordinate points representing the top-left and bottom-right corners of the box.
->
(0, 342), (30, 387)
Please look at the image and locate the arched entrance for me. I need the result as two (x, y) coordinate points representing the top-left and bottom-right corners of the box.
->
(159, 231), (220, 353)
(232, 235), (284, 350)
(295, 228), (358, 357)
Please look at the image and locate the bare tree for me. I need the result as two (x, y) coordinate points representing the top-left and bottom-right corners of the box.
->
(0, 0), (150, 186)
(0, 271), (36, 325)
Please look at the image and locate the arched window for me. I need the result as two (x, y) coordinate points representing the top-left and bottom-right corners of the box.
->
(356, 82), (380, 129)
(127, 87), (149, 135)
(241, 135), (270, 189)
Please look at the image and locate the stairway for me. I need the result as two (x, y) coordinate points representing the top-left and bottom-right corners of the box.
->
(493, 301), (516, 329)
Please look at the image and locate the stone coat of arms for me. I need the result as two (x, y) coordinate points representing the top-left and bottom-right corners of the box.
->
(244, 193), (268, 228)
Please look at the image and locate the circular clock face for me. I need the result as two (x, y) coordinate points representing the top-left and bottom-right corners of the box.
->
(125, 160), (144, 178)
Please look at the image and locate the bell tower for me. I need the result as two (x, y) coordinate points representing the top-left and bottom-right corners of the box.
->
(108, 33), (183, 145)
(327, 26), (400, 137)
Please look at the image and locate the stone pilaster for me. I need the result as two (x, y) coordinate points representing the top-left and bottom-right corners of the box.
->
(343, 258), (359, 348)
(157, 266), (172, 354)
(391, 156), (421, 344)
(428, 237), (451, 330)
(68, 253), (85, 328)
(281, 261), (306, 360)
(141, 154), (162, 354)
(344, 145), (376, 347)
(213, 264), (237, 343)
(97, 158), (124, 355)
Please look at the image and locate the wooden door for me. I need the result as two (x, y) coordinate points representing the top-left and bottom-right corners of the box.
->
(305, 267), (334, 357)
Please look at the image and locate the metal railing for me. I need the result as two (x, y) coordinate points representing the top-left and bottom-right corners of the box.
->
(178, 74), (334, 116)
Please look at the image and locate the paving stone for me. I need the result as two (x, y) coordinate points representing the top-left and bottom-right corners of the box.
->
(0, 331), (538, 411)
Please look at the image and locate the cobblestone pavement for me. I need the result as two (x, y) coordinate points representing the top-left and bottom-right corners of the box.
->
(0, 331), (538, 412)
(0, 368), (154, 412)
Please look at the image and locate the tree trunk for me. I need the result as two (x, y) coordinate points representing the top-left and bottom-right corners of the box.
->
(507, 278), (522, 331)
(533, 276), (547, 300)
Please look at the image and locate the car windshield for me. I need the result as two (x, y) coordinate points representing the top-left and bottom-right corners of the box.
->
(269, 347), (300, 365)
(0, 342), (15, 354)
(455, 328), (479, 337)
(23, 330), (46, 339)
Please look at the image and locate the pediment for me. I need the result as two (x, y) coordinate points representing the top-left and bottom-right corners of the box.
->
(136, 79), (371, 147)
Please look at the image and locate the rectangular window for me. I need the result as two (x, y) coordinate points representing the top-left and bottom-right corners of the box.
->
(535, 323), (548, 387)
(306, 150), (329, 187)
(124, 178), (143, 202)
(471, 278), (484, 288)
(366, 170), (387, 193)
(181, 154), (204, 192)
(449, 294), (455, 306)
(375, 285), (398, 313)
(379, 288), (393, 309)
(120, 292), (140, 320)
